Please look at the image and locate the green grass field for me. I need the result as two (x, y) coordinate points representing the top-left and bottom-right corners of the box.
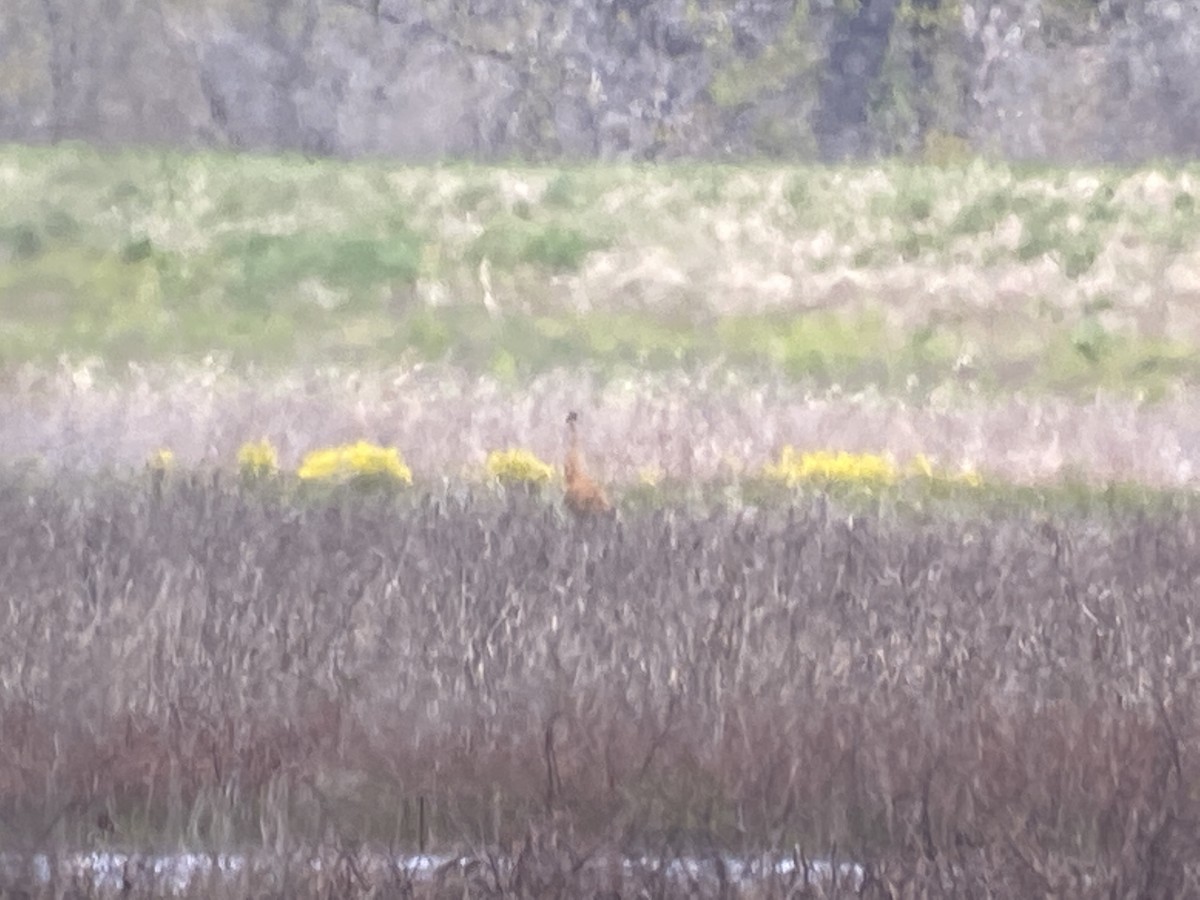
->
(5, 143), (1200, 397)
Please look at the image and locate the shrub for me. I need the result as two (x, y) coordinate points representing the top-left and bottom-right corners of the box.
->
(486, 448), (556, 486)
(237, 438), (279, 478)
(762, 447), (983, 491)
(763, 447), (898, 488)
(147, 448), (175, 470)
(297, 441), (413, 486)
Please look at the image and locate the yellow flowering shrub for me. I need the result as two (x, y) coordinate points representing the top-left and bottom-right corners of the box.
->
(147, 448), (175, 470)
(486, 448), (556, 485)
(298, 441), (413, 486)
(763, 446), (898, 487)
(237, 438), (279, 478)
(763, 447), (983, 490)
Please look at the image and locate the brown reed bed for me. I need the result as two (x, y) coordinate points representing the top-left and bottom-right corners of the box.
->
(1, 469), (1200, 897)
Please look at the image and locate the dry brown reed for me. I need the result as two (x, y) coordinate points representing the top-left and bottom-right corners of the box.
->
(1, 470), (1200, 896)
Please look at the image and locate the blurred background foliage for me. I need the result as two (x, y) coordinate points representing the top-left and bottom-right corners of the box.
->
(4, 0), (1200, 164)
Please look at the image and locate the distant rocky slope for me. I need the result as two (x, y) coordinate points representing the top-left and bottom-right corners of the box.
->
(4, 0), (1199, 162)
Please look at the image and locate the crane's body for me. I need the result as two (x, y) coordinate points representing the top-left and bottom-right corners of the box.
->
(564, 411), (612, 516)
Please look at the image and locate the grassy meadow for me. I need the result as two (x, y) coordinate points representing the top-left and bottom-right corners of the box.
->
(5, 143), (1200, 897)
(4, 143), (1200, 395)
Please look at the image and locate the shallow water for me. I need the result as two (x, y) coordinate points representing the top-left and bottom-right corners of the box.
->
(3, 849), (864, 893)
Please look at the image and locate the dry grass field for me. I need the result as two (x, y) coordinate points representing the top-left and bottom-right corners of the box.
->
(6, 361), (1200, 492)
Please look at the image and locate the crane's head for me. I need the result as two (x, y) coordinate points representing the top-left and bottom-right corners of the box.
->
(566, 411), (579, 426)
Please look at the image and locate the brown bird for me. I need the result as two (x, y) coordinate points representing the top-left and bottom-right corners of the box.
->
(564, 410), (612, 516)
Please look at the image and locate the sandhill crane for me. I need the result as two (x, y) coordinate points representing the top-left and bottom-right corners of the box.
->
(564, 411), (612, 516)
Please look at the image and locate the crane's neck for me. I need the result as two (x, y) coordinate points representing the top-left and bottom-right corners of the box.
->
(565, 422), (584, 482)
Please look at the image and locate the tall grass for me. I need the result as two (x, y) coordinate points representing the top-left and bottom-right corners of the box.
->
(2, 470), (1200, 895)
(4, 362), (1200, 490)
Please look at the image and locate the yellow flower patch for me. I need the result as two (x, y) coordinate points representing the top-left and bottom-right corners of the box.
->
(485, 448), (556, 485)
(763, 446), (898, 487)
(298, 441), (413, 485)
(147, 448), (175, 470)
(237, 438), (279, 477)
(765, 446), (984, 489)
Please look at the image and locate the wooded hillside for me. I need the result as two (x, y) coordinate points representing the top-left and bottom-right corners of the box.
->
(4, 0), (1198, 162)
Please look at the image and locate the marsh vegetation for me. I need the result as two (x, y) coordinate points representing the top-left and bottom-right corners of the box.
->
(6, 145), (1200, 897)
(2, 471), (1200, 896)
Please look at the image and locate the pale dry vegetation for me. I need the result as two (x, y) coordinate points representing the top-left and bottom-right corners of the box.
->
(2, 470), (1200, 896)
(5, 361), (1200, 489)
